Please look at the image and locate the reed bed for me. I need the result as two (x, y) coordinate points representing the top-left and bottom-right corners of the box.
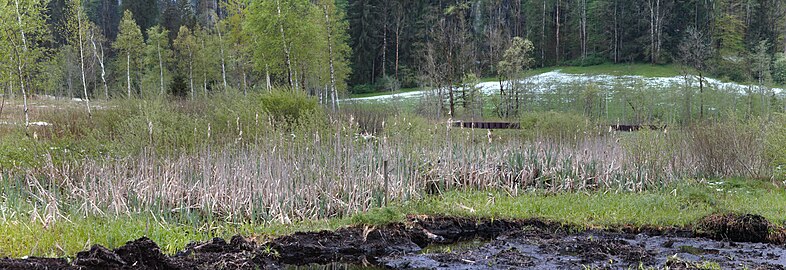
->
(1, 114), (772, 226)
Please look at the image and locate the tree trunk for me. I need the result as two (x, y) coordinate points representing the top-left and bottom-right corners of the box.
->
(266, 64), (272, 91)
(90, 30), (108, 100)
(14, 0), (29, 128)
(276, 0), (294, 90)
(613, 0), (619, 63)
(189, 49), (194, 99)
(323, 3), (338, 111)
(581, 0), (587, 59)
(127, 52), (132, 98)
(382, 16), (387, 78)
(699, 72), (704, 120)
(201, 38), (208, 95)
(649, 0), (656, 63)
(542, 0), (546, 66)
(16, 59), (28, 128)
(217, 27), (228, 91)
(554, 0), (562, 64)
(157, 37), (164, 96)
(77, 8), (91, 116)
(655, 0), (662, 63)
(395, 20), (400, 80)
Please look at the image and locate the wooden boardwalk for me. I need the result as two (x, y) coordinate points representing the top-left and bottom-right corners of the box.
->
(451, 121), (521, 129)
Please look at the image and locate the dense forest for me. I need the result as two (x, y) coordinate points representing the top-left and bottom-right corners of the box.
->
(349, 0), (786, 90)
(2, 0), (786, 101)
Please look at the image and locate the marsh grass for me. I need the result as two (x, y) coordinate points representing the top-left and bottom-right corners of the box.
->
(2, 110), (775, 226)
(0, 93), (781, 258)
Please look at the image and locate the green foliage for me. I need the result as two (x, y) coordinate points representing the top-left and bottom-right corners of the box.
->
(766, 114), (786, 180)
(519, 111), (594, 141)
(497, 37), (535, 78)
(563, 54), (607, 67)
(772, 53), (786, 85)
(259, 90), (319, 124)
(173, 26), (197, 97)
(142, 25), (173, 97)
(750, 40), (772, 85)
(0, 0), (50, 95)
(112, 10), (145, 97)
(350, 207), (404, 226)
(245, 0), (350, 92)
(712, 57), (751, 83)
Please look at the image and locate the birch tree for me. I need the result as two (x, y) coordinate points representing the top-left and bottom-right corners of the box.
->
(88, 23), (109, 99)
(144, 25), (172, 97)
(1, 0), (49, 128)
(174, 25), (196, 99)
(678, 27), (713, 120)
(221, 0), (252, 95)
(67, 0), (91, 115)
(113, 10), (144, 98)
(497, 37), (535, 118)
(247, 0), (312, 91)
(317, 0), (350, 110)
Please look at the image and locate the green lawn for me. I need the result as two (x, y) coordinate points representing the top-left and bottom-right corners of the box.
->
(2, 177), (783, 258)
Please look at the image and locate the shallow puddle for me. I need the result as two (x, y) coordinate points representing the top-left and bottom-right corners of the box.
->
(381, 230), (786, 269)
(285, 263), (387, 270)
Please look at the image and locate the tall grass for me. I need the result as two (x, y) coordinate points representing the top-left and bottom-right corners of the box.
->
(1, 99), (776, 226)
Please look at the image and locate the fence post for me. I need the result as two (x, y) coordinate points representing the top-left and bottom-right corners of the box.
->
(383, 160), (389, 206)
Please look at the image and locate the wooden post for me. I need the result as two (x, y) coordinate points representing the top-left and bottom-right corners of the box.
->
(383, 160), (389, 206)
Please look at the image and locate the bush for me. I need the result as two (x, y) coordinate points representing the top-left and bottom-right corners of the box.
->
(378, 75), (401, 92)
(563, 54), (606, 67)
(260, 90), (319, 124)
(766, 114), (786, 180)
(689, 117), (768, 178)
(350, 84), (375, 94)
(712, 57), (751, 83)
(773, 53), (786, 85)
(398, 66), (420, 88)
(519, 111), (596, 141)
(339, 103), (398, 134)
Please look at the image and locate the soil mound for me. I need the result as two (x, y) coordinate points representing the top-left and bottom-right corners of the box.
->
(0, 257), (70, 270)
(74, 237), (178, 269)
(1, 215), (785, 269)
(695, 213), (780, 243)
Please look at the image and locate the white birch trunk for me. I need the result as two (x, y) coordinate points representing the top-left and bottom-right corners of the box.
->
(127, 52), (132, 98)
(276, 0), (294, 89)
(157, 37), (164, 96)
(14, 0), (29, 128)
(77, 7), (91, 115)
(189, 49), (194, 99)
(217, 27), (228, 91)
(90, 29), (108, 99)
(323, 3), (338, 111)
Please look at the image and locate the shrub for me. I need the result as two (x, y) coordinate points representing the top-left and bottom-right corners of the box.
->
(712, 57), (751, 83)
(519, 111), (596, 141)
(260, 90), (319, 124)
(339, 103), (398, 134)
(689, 117), (768, 178)
(350, 84), (375, 94)
(766, 113), (786, 180)
(773, 53), (786, 85)
(378, 75), (401, 92)
(563, 54), (606, 67)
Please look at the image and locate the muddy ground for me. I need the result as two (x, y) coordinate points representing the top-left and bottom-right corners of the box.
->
(1, 214), (785, 269)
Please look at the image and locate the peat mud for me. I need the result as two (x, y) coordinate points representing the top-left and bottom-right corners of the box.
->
(1, 214), (785, 269)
